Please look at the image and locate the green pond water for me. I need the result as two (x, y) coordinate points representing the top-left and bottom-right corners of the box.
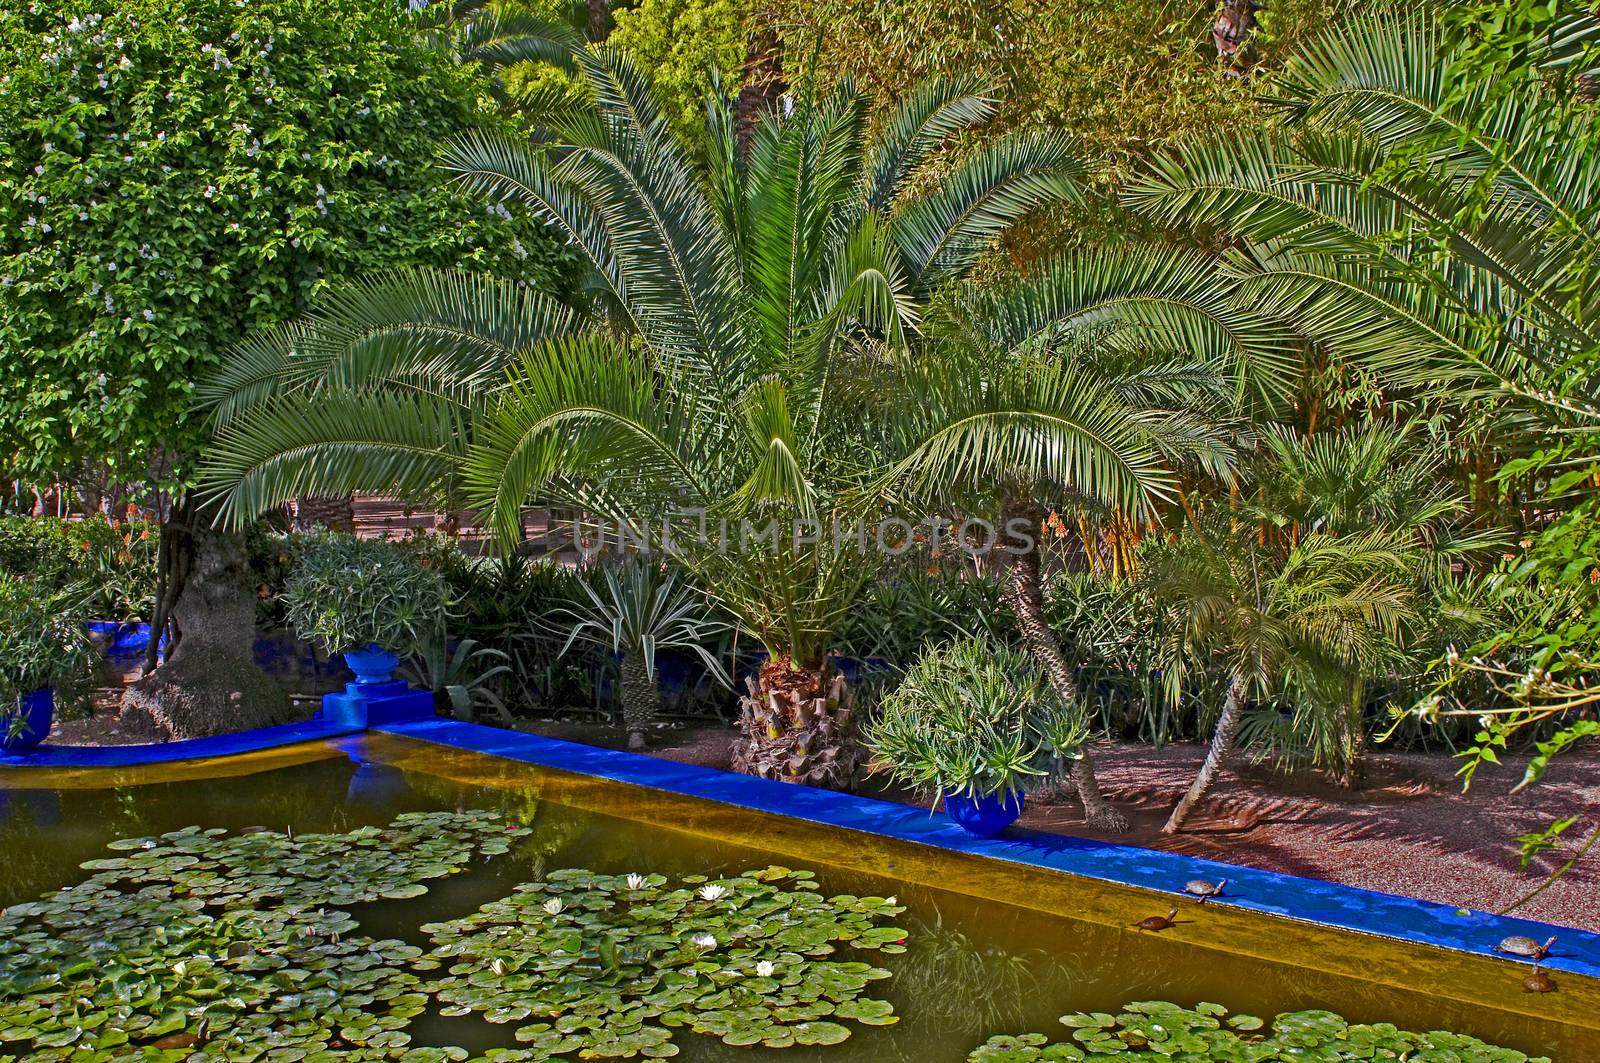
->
(0, 736), (1590, 1061)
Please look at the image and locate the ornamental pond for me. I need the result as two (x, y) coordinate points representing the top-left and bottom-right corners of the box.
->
(0, 732), (1593, 1061)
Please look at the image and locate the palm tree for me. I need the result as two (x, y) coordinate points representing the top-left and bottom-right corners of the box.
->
(1243, 422), (1502, 787)
(1142, 519), (1420, 833)
(1124, 10), (1600, 450)
(860, 248), (1289, 828)
(198, 56), (1169, 788)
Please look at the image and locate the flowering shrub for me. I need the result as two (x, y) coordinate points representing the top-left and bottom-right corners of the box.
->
(0, 515), (157, 620)
(0, 0), (576, 487)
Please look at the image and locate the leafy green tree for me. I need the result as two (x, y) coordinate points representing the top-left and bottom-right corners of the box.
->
(0, 0), (573, 736)
(197, 58), (1189, 787)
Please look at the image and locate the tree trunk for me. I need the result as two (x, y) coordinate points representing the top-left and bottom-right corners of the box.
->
(619, 652), (658, 751)
(1213, 0), (1261, 72)
(1001, 496), (1130, 832)
(293, 494), (355, 533)
(586, 0), (612, 42)
(1335, 674), (1366, 790)
(121, 513), (291, 739)
(1163, 677), (1245, 834)
(730, 655), (859, 789)
(735, 24), (785, 158)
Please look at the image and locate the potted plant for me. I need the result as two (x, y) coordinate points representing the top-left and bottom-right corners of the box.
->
(865, 638), (1088, 836)
(281, 534), (449, 684)
(0, 577), (96, 755)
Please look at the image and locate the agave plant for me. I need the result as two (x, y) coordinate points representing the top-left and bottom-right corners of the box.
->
(402, 635), (514, 722)
(544, 559), (727, 749)
(197, 55), (1206, 788)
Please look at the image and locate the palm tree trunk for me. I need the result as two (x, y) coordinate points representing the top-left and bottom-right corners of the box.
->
(619, 652), (657, 751)
(730, 655), (859, 789)
(1336, 674), (1366, 790)
(735, 25), (785, 158)
(1002, 496), (1130, 832)
(585, 0), (612, 43)
(1163, 677), (1245, 834)
(1212, 0), (1260, 71)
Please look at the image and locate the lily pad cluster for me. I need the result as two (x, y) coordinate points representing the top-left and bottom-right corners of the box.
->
(0, 811), (529, 1061)
(967, 1000), (1550, 1062)
(420, 865), (907, 1059)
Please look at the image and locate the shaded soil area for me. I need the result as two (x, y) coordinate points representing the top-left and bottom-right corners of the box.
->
(515, 719), (1600, 934)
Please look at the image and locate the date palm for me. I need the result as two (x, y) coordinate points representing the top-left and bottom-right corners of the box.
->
(1142, 519), (1420, 833)
(858, 249), (1290, 828)
(1124, 9), (1600, 437)
(199, 55), (1175, 788)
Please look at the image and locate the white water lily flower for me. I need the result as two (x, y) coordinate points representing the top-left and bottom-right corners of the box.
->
(542, 897), (564, 916)
(171, 961), (187, 977)
(491, 958), (509, 976)
(626, 874), (646, 891)
(885, 896), (897, 906)
(698, 884), (727, 902)
(691, 933), (717, 949)
(755, 960), (775, 978)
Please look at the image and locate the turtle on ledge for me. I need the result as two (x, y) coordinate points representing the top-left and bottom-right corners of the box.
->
(1182, 879), (1227, 904)
(1133, 909), (1181, 932)
(1494, 935), (1556, 962)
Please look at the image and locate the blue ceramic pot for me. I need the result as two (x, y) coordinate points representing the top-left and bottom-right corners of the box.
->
(2, 688), (54, 756)
(943, 789), (1025, 837)
(344, 644), (401, 685)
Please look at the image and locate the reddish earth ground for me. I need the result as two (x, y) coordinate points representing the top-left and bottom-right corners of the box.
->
(50, 704), (1599, 933)
(518, 720), (1600, 934)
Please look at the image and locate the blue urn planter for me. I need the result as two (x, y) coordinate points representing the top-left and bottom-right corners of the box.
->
(2, 689), (54, 756)
(943, 789), (1025, 837)
(344, 644), (401, 685)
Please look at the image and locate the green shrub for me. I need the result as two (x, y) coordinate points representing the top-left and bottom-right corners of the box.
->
(0, 0), (577, 487)
(0, 575), (97, 730)
(836, 566), (1017, 667)
(866, 637), (1087, 799)
(0, 515), (157, 621)
(281, 534), (449, 656)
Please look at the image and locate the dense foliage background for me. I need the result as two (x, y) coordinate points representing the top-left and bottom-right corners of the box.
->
(0, 0), (575, 491)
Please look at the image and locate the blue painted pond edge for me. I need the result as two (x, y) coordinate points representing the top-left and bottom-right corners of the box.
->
(376, 718), (1600, 982)
(0, 718), (364, 768)
(3, 712), (1597, 982)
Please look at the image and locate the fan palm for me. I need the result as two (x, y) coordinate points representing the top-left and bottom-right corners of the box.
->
(1123, 9), (1600, 438)
(199, 55), (1172, 787)
(1240, 422), (1502, 786)
(1142, 519), (1420, 833)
